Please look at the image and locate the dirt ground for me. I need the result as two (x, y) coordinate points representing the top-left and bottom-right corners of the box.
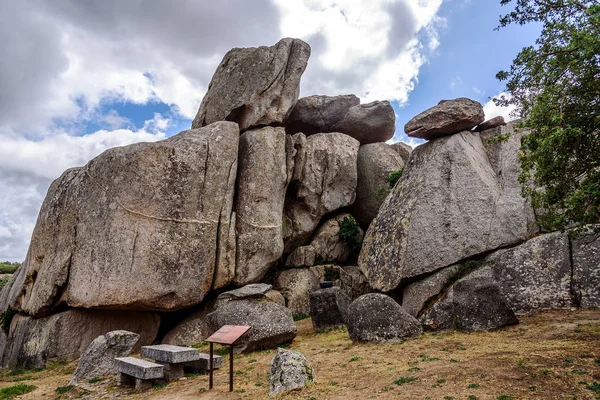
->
(1, 309), (599, 400)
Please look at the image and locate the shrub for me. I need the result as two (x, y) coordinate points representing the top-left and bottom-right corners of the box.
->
(387, 168), (404, 188)
(338, 216), (362, 255)
(0, 262), (19, 274)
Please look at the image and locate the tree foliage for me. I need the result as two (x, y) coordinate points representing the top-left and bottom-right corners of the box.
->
(496, 0), (600, 231)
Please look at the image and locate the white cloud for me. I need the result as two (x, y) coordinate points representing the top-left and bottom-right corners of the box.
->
(483, 93), (518, 122)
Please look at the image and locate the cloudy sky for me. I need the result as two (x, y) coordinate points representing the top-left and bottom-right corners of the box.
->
(0, 0), (540, 262)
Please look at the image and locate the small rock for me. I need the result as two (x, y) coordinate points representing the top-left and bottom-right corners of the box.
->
(346, 293), (422, 343)
(331, 101), (396, 144)
(70, 330), (140, 386)
(404, 98), (484, 140)
(285, 246), (316, 268)
(268, 348), (316, 395)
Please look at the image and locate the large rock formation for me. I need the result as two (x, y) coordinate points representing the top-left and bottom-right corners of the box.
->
(6, 122), (239, 315)
(352, 143), (404, 228)
(404, 98), (484, 140)
(234, 127), (287, 285)
(3, 310), (159, 369)
(284, 132), (360, 251)
(192, 38), (310, 132)
(285, 94), (360, 135)
(572, 230), (600, 308)
(331, 101), (396, 144)
(359, 125), (537, 292)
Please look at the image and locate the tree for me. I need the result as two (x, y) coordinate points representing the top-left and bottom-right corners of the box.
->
(495, 0), (600, 232)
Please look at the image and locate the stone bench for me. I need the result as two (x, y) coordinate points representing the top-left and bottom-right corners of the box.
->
(185, 353), (224, 372)
(141, 344), (201, 381)
(114, 357), (163, 390)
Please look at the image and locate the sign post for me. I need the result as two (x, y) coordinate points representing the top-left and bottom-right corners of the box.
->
(205, 325), (251, 392)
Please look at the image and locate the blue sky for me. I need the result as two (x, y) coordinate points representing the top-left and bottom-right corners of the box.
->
(0, 0), (542, 261)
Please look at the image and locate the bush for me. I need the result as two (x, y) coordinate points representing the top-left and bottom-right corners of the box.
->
(338, 216), (362, 255)
(387, 168), (404, 188)
(0, 262), (19, 274)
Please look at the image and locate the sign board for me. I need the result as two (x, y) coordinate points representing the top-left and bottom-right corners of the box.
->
(206, 325), (251, 345)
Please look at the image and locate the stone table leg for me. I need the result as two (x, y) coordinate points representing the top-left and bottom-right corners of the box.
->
(134, 378), (152, 390)
(158, 362), (184, 381)
(117, 372), (134, 387)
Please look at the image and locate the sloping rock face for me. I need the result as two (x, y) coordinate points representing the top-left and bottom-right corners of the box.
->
(70, 330), (140, 385)
(234, 127), (287, 285)
(7, 122), (239, 315)
(269, 348), (316, 395)
(284, 133), (359, 251)
(359, 127), (537, 292)
(331, 101), (396, 144)
(352, 143), (404, 228)
(404, 98), (484, 140)
(572, 230), (600, 308)
(390, 142), (412, 164)
(192, 38), (310, 132)
(485, 231), (573, 314)
(285, 94), (360, 135)
(420, 266), (518, 331)
(3, 310), (159, 369)
(206, 285), (296, 352)
(346, 294), (422, 343)
(274, 267), (324, 317)
(402, 265), (459, 317)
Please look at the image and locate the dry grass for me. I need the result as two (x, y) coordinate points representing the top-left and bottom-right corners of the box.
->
(1, 309), (599, 399)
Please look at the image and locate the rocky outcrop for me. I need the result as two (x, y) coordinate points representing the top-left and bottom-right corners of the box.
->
(285, 246), (316, 268)
(402, 265), (459, 317)
(485, 231), (573, 314)
(390, 142), (413, 164)
(352, 143), (404, 228)
(404, 98), (484, 140)
(8, 122), (239, 315)
(420, 266), (518, 331)
(234, 127), (287, 285)
(192, 38), (310, 132)
(336, 266), (373, 300)
(309, 287), (350, 331)
(70, 330), (140, 385)
(3, 310), (159, 369)
(311, 214), (361, 264)
(474, 116), (506, 132)
(331, 101), (395, 144)
(274, 267), (324, 317)
(359, 127), (537, 292)
(572, 230), (600, 308)
(284, 133), (359, 251)
(285, 94), (360, 135)
(346, 294), (422, 343)
(206, 285), (296, 352)
(269, 348), (316, 395)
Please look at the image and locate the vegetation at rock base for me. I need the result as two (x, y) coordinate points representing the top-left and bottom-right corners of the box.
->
(0, 384), (36, 400)
(338, 216), (362, 255)
(387, 168), (404, 188)
(495, 0), (600, 232)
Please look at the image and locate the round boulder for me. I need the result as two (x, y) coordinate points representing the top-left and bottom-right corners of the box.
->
(347, 293), (422, 343)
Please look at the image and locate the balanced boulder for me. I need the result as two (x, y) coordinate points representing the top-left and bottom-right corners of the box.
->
(192, 38), (310, 132)
(269, 348), (316, 395)
(70, 330), (140, 385)
(285, 94), (360, 134)
(331, 100), (396, 144)
(347, 294), (422, 343)
(404, 98), (484, 140)
(352, 143), (404, 228)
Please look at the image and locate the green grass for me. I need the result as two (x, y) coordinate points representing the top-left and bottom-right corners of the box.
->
(153, 382), (167, 390)
(88, 377), (104, 384)
(349, 356), (360, 362)
(54, 385), (73, 395)
(467, 383), (480, 389)
(293, 314), (309, 321)
(496, 395), (514, 400)
(394, 376), (418, 385)
(419, 354), (440, 362)
(586, 382), (600, 393)
(0, 384), (36, 400)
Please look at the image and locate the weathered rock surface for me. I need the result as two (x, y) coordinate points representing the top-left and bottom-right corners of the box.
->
(346, 294), (422, 343)
(572, 230), (600, 308)
(390, 142), (413, 164)
(192, 38), (310, 132)
(284, 133), (359, 251)
(359, 128), (537, 292)
(285, 245), (316, 268)
(207, 285), (296, 352)
(402, 265), (459, 317)
(309, 287), (350, 331)
(474, 116), (506, 132)
(3, 310), (159, 369)
(331, 101), (396, 144)
(285, 94), (360, 134)
(353, 143), (404, 228)
(234, 127), (287, 285)
(269, 348), (316, 395)
(311, 214), (361, 264)
(336, 266), (373, 300)
(404, 98), (484, 140)
(274, 267), (324, 317)
(70, 330), (140, 385)
(420, 266), (518, 331)
(161, 300), (216, 346)
(485, 232), (573, 314)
